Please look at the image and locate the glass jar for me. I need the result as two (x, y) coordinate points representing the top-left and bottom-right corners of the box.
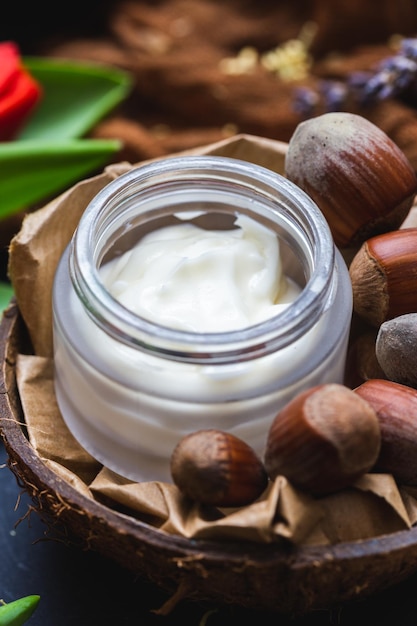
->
(52, 155), (353, 482)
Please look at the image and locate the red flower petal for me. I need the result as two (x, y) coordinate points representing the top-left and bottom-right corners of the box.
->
(0, 41), (21, 96)
(0, 68), (42, 141)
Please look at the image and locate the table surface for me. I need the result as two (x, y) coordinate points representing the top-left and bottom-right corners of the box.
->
(2, 439), (417, 625)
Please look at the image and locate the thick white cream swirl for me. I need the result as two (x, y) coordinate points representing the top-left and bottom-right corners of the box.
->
(100, 215), (300, 332)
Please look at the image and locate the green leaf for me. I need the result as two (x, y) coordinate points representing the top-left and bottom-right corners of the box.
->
(0, 138), (121, 218)
(0, 282), (14, 313)
(0, 57), (130, 220)
(0, 595), (40, 626)
(18, 57), (132, 140)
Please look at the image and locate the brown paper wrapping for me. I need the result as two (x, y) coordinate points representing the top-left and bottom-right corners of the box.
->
(8, 134), (417, 545)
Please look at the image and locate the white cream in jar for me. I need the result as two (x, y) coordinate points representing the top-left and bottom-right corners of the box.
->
(52, 156), (353, 482)
(100, 215), (301, 333)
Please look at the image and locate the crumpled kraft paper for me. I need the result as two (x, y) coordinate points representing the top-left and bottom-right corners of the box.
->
(8, 133), (417, 545)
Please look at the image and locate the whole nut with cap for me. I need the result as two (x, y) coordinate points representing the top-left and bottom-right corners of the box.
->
(170, 429), (268, 507)
(354, 378), (417, 485)
(264, 383), (381, 495)
(285, 112), (417, 248)
(349, 228), (417, 327)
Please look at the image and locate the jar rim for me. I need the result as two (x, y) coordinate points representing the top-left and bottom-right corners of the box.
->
(70, 155), (336, 363)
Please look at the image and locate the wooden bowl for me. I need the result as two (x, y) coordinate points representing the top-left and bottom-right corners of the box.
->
(2, 300), (417, 615)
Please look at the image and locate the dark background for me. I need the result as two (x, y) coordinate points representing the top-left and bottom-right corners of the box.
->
(0, 2), (118, 53)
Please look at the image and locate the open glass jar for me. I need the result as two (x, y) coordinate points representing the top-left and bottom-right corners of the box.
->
(52, 155), (353, 482)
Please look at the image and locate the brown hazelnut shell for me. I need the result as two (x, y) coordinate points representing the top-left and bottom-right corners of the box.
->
(349, 228), (417, 327)
(354, 378), (417, 485)
(264, 383), (381, 495)
(170, 429), (268, 507)
(285, 112), (417, 248)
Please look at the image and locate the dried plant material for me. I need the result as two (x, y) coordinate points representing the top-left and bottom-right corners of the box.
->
(310, 0), (417, 56)
(33, 0), (417, 171)
(90, 116), (166, 162)
(367, 101), (417, 173)
(219, 47), (259, 76)
(219, 22), (317, 82)
(260, 22), (317, 82)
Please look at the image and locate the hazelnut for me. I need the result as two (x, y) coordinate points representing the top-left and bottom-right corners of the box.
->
(349, 228), (417, 327)
(285, 112), (417, 248)
(354, 378), (417, 485)
(264, 383), (381, 495)
(170, 429), (268, 507)
(375, 313), (417, 388)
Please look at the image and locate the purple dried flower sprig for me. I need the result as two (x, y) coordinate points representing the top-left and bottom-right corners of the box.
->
(401, 37), (417, 60)
(293, 36), (417, 117)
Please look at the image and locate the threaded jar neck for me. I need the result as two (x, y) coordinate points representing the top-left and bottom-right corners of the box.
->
(70, 155), (335, 364)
